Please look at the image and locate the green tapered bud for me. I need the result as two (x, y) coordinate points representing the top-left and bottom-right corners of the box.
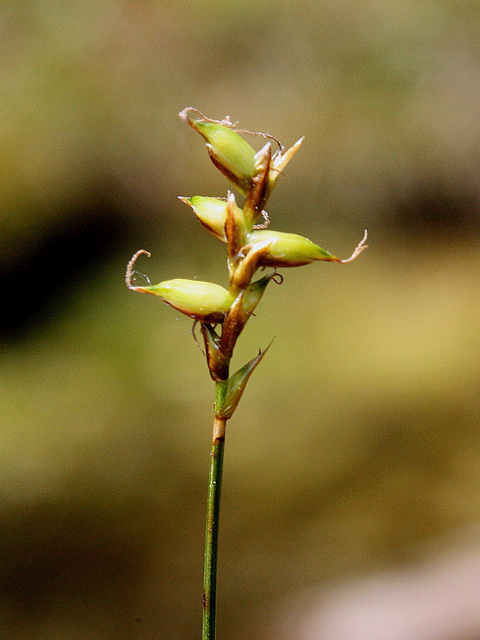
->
(248, 230), (340, 267)
(179, 196), (229, 242)
(179, 109), (256, 194)
(134, 278), (234, 323)
(201, 127), (255, 193)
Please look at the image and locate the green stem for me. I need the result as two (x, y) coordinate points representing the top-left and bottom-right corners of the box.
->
(202, 413), (227, 640)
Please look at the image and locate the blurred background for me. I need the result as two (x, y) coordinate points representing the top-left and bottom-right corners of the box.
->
(2, 1), (480, 639)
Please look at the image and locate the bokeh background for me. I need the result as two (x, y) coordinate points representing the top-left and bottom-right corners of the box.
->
(2, 1), (480, 639)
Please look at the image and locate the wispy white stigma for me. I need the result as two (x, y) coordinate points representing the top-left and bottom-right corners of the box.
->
(126, 249), (151, 290)
(341, 230), (369, 263)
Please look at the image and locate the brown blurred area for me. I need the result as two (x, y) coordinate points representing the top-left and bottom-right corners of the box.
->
(2, 1), (480, 639)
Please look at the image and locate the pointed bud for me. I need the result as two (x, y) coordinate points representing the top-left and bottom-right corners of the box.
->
(132, 278), (234, 323)
(248, 230), (340, 267)
(179, 109), (256, 194)
(179, 196), (231, 242)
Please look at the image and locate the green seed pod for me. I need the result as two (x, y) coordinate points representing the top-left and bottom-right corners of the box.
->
(136, 278), (234, 323)
(179, 109), (256, 194)
(248, 230), (340, 267)
(179, 196), (229, 242)
(179, 195), (246, 244)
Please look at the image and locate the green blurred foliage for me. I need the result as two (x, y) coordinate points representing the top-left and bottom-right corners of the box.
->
(2, 1), (480, 639)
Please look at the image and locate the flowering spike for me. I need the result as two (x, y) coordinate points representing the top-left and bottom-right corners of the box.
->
(128, 112), (368, 640)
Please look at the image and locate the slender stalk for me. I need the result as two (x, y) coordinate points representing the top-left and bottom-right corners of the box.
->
(202, 413), (227, 640)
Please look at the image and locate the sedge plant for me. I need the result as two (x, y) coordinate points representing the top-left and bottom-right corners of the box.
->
(126, 108), (367, 640)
